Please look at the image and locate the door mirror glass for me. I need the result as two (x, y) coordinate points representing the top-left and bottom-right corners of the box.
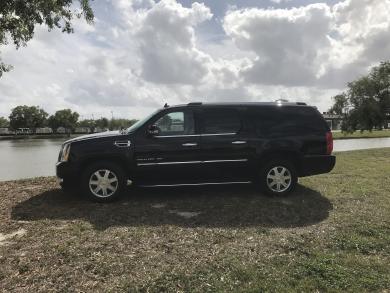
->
(147, 124), (160, 136)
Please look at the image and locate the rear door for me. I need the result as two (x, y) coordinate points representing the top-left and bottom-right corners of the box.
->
(198, 107), (252, 182)
(134, 109), (202, 185)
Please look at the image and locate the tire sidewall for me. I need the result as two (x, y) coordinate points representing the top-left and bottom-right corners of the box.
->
(259, 159), (297, 196)
(82, 161), (126, 202)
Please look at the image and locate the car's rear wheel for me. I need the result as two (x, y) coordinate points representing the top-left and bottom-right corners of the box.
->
(82, 162), (126, 202)
(259, 160), (297, 196)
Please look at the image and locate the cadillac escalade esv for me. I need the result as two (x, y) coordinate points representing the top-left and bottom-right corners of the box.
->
(56, 102), (335, 202)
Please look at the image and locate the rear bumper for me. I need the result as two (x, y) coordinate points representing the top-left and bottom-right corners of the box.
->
(299, 155), (336, 177)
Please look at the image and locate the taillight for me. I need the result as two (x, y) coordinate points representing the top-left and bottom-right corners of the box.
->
(326, 131), (333, 155)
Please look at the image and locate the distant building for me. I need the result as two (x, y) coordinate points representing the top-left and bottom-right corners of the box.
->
(322, 113), (344, 130)
(16, 128), (32, 135)
(35, 127), (53, 134)
(0, 128), (11, 135)
(56, 127), (66, 134)
(94, 127), (109, 133)
(75, 127), (90, 134)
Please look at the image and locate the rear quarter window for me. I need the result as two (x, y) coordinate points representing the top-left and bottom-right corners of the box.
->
(250, 106), (328, 137)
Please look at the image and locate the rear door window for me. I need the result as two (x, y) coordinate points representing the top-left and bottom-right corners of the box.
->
(201, 108), (241, 134)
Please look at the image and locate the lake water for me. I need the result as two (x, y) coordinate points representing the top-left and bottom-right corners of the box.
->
(1, 137), (390, 181)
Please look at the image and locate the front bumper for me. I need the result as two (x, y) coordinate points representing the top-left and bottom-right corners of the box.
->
(300, 155), (336, 177)
(56, 161), (79, 183)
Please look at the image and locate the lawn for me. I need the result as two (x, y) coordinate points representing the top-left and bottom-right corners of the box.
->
(0, 149), (390, 292)
(333, 129), (390, 140)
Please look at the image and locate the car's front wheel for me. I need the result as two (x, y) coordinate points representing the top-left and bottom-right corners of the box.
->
(81, 162), (126, 202)
(259, 160), (297, 196)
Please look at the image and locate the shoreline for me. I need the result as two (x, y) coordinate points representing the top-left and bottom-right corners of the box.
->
(1, 133), (390, 141)
(0, 134), (81, 140)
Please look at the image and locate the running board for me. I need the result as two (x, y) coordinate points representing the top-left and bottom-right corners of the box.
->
(139, 181), (252, 188)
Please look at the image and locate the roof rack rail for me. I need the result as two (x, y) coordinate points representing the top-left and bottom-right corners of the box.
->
(296, 102), (307, 105)
(187, 102), (202, 106)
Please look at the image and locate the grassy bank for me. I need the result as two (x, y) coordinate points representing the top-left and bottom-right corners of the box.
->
(0, 149), (389, 291)
(333, 129), (390, 140)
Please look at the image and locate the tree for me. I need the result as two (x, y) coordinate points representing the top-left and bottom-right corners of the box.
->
(328, 94), (348, 116)
(48, 109), (79, 133)
(9, 105), (48, 132)
(328, 61), (390, 132)
(109, 118), (138, 130)
(95, 117), (109, 129)
(78, 119), (95, 133)
(0, 116), (10, 128)
(0, 0), (94, 77)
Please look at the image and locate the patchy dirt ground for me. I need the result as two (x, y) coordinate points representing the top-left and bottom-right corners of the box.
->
(0, 149), (390, 292)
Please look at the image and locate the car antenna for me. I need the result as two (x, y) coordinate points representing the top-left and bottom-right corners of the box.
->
(164, 103), (169, 108)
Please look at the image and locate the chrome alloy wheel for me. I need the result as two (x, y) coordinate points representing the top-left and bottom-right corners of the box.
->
(89, 169), (119, 198)
(266, 166), (292, 193)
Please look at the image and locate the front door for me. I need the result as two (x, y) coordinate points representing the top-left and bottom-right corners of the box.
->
(134, 109), (202, 185)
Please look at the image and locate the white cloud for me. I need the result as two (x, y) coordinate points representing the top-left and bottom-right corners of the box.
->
(223, 0), (390, 89)
(224, 3), (333, 87)
(136, 0), (213, 84)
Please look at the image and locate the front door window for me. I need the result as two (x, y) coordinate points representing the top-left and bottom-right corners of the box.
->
(155, 111), (195, 136)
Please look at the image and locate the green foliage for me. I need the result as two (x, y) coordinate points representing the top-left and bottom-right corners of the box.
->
(8, 105), (48, 131)
(78, 118), (138, 132)
(329, 61), (390, 132)
(48, 109), (79, 133)
(95, 117), (109, 129)
(328, 94), (348, 115)
(0, 0), (94, 76)
(0, 116), (10, 127)
(108, 118), (138, 130)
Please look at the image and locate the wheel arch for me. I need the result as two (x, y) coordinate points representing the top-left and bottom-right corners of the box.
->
(257, 149), (303, 175)
(78, 155), (130, 180)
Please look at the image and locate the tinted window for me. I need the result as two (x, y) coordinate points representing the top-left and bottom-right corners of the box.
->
(250, 106), (327, 136)
(202, 109), (241, 134)
(155, 111), (194, 136)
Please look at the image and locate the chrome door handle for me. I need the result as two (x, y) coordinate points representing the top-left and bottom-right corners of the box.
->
(114, 140), (131, 147)
(232, 141), (247, 145)
(182, 143), (198, 147)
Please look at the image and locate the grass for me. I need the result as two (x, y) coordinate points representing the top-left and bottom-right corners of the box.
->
(0, 149), (390, 291)
(333, 129), (390, 140)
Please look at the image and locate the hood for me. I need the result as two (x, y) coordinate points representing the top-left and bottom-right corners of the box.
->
(64, 131), (126, 144)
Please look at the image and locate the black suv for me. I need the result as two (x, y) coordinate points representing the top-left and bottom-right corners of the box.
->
(56, 102), (335, 202)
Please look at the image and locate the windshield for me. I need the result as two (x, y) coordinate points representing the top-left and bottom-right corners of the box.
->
(126, 109), (160, 133)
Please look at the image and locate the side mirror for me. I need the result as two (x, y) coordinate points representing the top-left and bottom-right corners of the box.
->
(147, 125), (160, 136)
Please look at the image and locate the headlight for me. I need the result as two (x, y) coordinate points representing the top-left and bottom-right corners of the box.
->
(60, 143), (71, 162)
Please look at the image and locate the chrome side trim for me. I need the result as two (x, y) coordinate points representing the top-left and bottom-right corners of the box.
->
(203, 159), (248, 163)
(155, 134), (201, 138)
(137, 159), (248, 166)
(137, 161), (202, 166)
(201, 133), (236, 137)
(139, 181), (252, 187)
(154, 133), (237, 138)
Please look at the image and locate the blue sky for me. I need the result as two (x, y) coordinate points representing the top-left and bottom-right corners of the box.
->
(0, 0), (389, 119)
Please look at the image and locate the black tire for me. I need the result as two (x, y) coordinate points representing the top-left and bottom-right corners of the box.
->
(81, 161), (126, 203)
(259, 159), (297, 196)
